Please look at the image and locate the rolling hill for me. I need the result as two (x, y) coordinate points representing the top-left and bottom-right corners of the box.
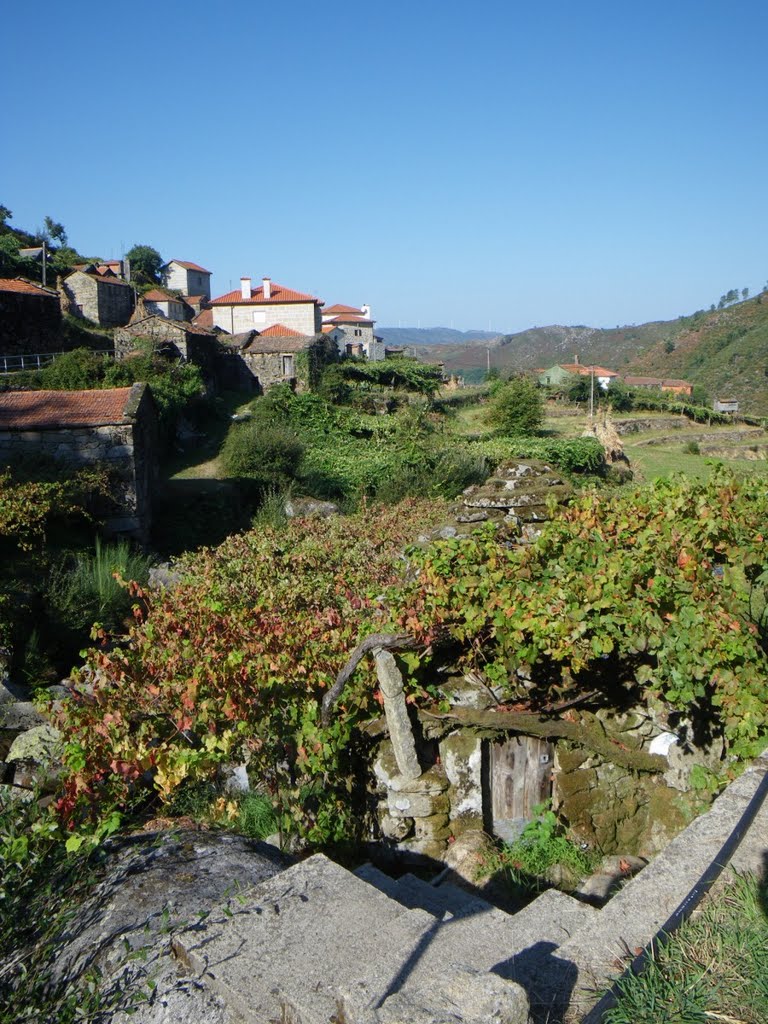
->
(401, 294), (768, 414)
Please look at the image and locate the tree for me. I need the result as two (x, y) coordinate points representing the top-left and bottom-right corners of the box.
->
(125, 244), (164, 286)
(487, 376), (543, 436)
(742, 287), (749, 300)
(0, 205), (12, 228)
(43, 216), (67, 245)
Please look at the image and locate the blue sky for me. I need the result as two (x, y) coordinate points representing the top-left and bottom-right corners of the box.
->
(3, 1), (767, 332)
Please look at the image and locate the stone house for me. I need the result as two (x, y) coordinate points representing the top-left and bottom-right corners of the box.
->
(162, 260), (212, 301)
(114, 315), (221, 385)
(63, 268), (134, 327)
(0, 278), (61, 355)
(714, 397), (739, 413)
(622, 375), (693, 397)
(322, 302), (385, 361)
(0, 384), (157, 542)
(209, 277), (323, 336)
(142, 289), (192, 321)
(218, 327), (336, 393)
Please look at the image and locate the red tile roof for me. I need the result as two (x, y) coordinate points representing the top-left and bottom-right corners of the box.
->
(210, 281), (323, 306)
(144, 289), (179, 301)
(0, 388), (136, 428)
(321, 324), (340, 334)
(324, 303), (363, 315)
(169, 260), (211, 274)
(0, 278), (57, 297)
(327, 314), (372, 324)
(192, 308), (214, 328)
(259, 324), (304, 337)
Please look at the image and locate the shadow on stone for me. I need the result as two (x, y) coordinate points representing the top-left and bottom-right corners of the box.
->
(494, 940), (577, 1024)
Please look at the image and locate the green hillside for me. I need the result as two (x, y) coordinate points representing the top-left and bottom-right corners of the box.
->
(627, 295), (768, 415)
(414, 293), (768, 414)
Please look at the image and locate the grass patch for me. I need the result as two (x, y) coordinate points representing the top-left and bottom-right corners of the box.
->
(605, 872), (768, 1024)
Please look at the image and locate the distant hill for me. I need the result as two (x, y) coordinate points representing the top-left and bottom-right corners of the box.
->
(377, 327), (501, 347)
(408, 296), (768, 413)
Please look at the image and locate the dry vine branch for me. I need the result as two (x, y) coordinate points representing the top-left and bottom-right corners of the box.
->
(321, 632), (418, 725)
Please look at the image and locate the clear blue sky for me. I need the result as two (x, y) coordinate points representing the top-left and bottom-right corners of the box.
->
(3, 1), (767, 333)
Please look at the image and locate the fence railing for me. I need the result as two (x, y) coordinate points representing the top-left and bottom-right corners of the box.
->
(0, 350), (114, 374)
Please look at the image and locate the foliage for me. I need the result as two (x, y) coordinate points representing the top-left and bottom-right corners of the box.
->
(0, 796), (126, 1023)
(47, 537), (154, 638)
(0, 466), (109, 554)
(393, 469), (768, 761)
(323, 357), (444, 397)
(605, 873), (768, 1024)
(483, 808), (597, 895)
(125, 244), (163, 286)
(467, 435), (605, 474)
(487, 376), (544, 435)
(35, 348), (205, 441)
(54, 500), (448, 843)
(42, 216), (67, 245)
(221, 419), (304, 486)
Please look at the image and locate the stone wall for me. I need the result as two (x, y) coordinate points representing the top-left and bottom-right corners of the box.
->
(0, 289), (61, 354)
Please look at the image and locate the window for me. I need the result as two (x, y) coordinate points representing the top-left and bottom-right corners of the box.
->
(354, 328), (362, 337)
(282, 355), (295, 377)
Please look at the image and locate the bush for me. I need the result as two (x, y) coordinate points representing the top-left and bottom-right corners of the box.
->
(487, 377), (544, 435)
(221, 419), (304, 486)
(39, 349), (107, 390)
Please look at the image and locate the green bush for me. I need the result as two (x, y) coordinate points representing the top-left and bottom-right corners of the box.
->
(39, 349), (107, 390)
(487, 377), (544, 435)
(221, 419), (304, 486)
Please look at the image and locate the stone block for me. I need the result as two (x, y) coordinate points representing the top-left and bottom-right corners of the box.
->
(388, 791), (449, 819)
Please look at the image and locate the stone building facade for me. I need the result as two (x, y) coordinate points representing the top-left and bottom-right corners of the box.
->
(218, 329), (336, 393)
(0, 278), (62, 355)
(115, 315), (221, 386)
(63, 270), (134, 327)
(142, 290), (191, 321)
(0, 384), (157, 542)
(162, 260), (212, 301)
(210, 278), (323, 336)
(322, 303), (384, 360)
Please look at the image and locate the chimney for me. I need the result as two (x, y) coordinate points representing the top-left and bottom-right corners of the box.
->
(361, 303), (371, 320)
(240, 277), (251, 300)
(574, 353), (579, 365)
(262, 277), (271, 299)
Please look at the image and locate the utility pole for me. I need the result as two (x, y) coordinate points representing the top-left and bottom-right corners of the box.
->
(41, 240), (47, 288)
(589, 366), (595, 418)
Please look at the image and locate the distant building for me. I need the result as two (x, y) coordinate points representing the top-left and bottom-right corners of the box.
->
(162, 260), (212, 301)
(623, 375), (693, 397)
(142, 289), (192, 321)
(539, 358), (619, 391)
(218, 327), (336, 393)
(321, 302), (384, 361)
(713, 398), (739, 414)
(209, 277), (323, 336)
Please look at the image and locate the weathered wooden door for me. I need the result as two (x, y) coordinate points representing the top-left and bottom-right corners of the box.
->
(491, 735), (553, 828)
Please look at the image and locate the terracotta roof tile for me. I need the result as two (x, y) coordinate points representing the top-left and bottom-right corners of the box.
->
(168, 260), (211, 274)
(192, 308), (214, 328)
(210, 281), (323, 306)
(324, 303), (363, 315)
(0, 388), (136, 428)
(0, 278), (58, 297)
(244, 336), (313, 354)
(144, 289), (179, 302)
(259, 324), (304, 337)
(327, 314), (372, 324)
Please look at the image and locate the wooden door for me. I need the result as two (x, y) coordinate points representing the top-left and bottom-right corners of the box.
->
(491, 735), (553, 823)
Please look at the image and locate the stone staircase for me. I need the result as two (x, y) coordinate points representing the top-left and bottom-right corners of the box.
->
(169, 752), (768, 1024)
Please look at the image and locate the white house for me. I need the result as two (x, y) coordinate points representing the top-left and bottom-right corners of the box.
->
(209, 277), (324, 336)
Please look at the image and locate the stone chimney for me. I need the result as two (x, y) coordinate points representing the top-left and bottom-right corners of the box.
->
(240, 277), (251, 300)
(262, 277), (271, 299)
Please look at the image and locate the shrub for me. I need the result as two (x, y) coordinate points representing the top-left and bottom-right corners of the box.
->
(487, 377), (544, 435)
(221, 419), (304, 486)
(39, 348), (107, 390)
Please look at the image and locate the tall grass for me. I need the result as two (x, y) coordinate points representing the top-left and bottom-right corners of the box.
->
(48, 537), (153, 636)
